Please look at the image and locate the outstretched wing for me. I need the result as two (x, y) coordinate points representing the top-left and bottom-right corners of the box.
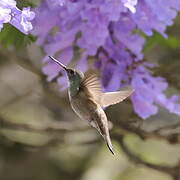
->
(101, 87), (134, 108)
(81, 70), (102, 103)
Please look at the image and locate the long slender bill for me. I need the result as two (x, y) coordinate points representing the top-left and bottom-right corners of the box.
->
(49, 56), (67, 70)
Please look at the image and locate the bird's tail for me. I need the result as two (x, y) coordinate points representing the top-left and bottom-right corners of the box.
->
(105, 134), (115, 155)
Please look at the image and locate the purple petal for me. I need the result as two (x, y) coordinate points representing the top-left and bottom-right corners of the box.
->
(10, 7), (35, 34)
(131, 92), (158, 119)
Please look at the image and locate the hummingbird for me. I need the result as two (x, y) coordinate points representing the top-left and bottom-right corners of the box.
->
(49, 56), (133, 155)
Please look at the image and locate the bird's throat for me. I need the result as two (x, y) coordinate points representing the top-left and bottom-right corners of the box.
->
(69, 80), (80, 96)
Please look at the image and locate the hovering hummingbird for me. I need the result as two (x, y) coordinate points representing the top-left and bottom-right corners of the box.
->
(49, 56), (133, 155)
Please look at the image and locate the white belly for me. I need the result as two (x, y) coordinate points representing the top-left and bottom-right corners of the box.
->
(68, 90), (96, 121)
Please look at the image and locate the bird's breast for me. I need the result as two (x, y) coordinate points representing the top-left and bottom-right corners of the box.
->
(69, 90), (97, 121)
(68, 90), (108, 135)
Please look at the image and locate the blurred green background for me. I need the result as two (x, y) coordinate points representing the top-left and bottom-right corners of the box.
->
(0, 4), (180, 180)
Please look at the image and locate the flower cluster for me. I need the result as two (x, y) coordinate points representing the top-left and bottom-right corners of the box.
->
(33, 0), (180, 119)
(0, 0), (35, 34)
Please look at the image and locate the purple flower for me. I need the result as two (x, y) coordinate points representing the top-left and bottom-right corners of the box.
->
(75, 52), (88, 72)
(0, 0), (35, 34)
(78, 7), (109, 55)
(156, 95), (180, 115)
(131, 93), (158, 119)
(32, 2), (61, 44)
(0, 7), (11, 29)
(131, 0), (180, 37)
(122, 0), (138, 13)
(47, 0), (66, 7)
(21, 8), (35, 32)
(10, 7), (35, 34)
(0, 0), (16, 8)
(33, 0), (180, 119)
(0, 0), (16, 30)
(131, 65), (163, 119)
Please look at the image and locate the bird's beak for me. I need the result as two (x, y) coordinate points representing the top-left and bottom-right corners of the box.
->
(48, 56), (67, 70)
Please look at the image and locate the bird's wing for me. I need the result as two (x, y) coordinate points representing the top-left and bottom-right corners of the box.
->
(100, 87), (134, 108)
(81, 70), (102, 103)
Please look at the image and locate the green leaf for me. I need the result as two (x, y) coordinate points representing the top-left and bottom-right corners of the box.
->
(144, 32), (180, 52)
(16, 0), (36, 8)
(0, 24), (36, 50)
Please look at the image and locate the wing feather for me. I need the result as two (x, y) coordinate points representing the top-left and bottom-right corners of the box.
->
(101, 87), (134, 107)
(81, 70), (102, 103)
(81, 70), (134, 107)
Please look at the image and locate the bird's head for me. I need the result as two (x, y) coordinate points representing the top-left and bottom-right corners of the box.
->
(48, 56), (83, 83)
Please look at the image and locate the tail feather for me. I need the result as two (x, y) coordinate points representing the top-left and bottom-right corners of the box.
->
(105, 135), (115, 155)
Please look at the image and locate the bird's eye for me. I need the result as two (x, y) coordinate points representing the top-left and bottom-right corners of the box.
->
(69, 70), (74, 75)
